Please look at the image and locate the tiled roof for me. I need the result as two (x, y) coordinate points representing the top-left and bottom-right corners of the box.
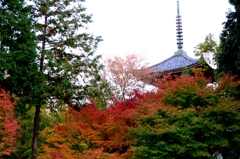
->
(151, 52), (200, 73)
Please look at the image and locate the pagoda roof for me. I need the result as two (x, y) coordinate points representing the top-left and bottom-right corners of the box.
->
(149, 1), (201, 74)
(151, 52), (200, 73)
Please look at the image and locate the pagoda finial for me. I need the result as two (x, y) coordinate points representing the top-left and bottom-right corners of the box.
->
(177, 0), (180, 15)
(176, 0), (183, 50)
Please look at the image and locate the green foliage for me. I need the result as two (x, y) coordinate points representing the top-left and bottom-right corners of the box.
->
(215, 75), (240, 100)
(193, 33), (218, 78)
(4, 106), (65, 159)
(32, 0), (103, 108)
(131, 75), (240, 159)
(8, 73), (238, 159)
(216, 0), (240, 78)
(181, 66), (193, 76)
(29, 0), (103, 156)
(0, 0), (38, 114)
(194, 33), (219, 57)
(86, 77), (113, 110)
(162, 75), (217, 108)
(132, 102), (240, 159)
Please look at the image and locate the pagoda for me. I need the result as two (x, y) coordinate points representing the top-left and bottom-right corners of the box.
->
(151, 0), (201, 77)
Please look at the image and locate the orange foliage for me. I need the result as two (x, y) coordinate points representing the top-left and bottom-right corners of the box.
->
(39, 90), (164, 158)
(39, 74), (217, 158)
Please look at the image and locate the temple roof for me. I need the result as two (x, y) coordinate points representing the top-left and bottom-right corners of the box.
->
(151, 51), (200, 73)
(150, 1), (200, 74)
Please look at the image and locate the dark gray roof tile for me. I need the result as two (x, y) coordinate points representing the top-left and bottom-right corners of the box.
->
(151, 53), (200, 73)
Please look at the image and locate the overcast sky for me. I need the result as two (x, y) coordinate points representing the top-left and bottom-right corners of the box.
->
(84, 0), (233, 65)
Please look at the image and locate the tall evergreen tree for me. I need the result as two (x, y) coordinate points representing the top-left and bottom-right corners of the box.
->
(216, 0), (240, 78)
(0, 0), (38, 105)
(0, 1), (39, 158)
(31, 0), (102, 158)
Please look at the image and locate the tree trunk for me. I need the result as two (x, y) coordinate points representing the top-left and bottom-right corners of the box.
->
(31, 104), (41, 159)
(31, 14), (47, 159)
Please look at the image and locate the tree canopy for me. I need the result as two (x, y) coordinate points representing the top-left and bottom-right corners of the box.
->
(1, 0), (240, 158)
(19, 74), (240, 158)
(131, 75), (240, 159)
(216, 0), (240, 78)
(0, 89), (21, 157)
(194, 33), (219, 58)
(30, 0), (103, 157)
(1, 0), (104, 158)
(0, 0), (38, 111)
(104, 54), (155, 102)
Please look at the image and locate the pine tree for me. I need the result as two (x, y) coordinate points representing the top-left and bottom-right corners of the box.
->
(0, 0), (38, 106)
(31, 0), (102, 158)
(216, 0), (240, 78)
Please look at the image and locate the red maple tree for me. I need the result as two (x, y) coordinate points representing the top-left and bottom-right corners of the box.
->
(0, 89), (21, 156)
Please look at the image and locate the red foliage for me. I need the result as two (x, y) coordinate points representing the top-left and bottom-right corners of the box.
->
(40, 88), (170, 158)
(67, 97), (140, 154)
(0, 89), (21, 156)
(40, 91), (161, 158)
(49, 151), (64, 159)
(39, 73), (240, 158)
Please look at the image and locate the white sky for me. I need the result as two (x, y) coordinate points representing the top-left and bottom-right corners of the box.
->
(84, 0), (233, 65)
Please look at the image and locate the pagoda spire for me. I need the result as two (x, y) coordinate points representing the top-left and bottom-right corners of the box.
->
(176, 0), (183, 50)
